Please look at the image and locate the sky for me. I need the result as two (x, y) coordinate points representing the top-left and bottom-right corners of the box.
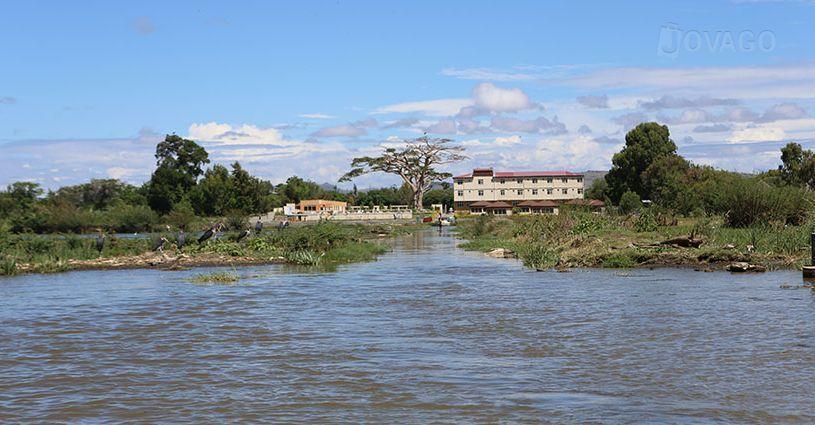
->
(1, 0), (814, 189)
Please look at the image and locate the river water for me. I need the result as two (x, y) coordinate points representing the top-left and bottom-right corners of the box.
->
(2, 229), (815, 423)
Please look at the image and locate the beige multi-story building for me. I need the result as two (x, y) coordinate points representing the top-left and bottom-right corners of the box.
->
(452, 168), (586, 215)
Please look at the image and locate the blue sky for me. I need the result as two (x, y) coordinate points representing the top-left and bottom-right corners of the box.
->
(1, 0), (814, 188)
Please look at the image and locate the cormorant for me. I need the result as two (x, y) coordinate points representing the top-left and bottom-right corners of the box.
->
(277, 221), (289, 230)
(254, 218), (263, 234)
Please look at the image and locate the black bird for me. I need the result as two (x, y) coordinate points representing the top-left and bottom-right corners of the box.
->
(235, 229), (251, 242)
(177, 228), (186, 249)
(277, 221), (289, 231)
(95, 229), (106, 255)
(254, 218), (263, 234)
(198, 224), (219, 244)
(153, 237), (169, 252)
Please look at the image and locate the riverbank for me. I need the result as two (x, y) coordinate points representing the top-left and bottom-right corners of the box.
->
(454, 211), (815, 271)
(1, 222), (425, 276)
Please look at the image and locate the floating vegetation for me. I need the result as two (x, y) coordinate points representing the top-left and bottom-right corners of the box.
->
(188, 271), (240, 284)
(284, 250), (323, 265)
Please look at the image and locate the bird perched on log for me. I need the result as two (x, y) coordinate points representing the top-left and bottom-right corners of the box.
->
(235, 229), (251, 242)
(153, 237), (169, 252)
(177, 225), (186, 249)
(254, 218), (263, 234)
(198, 223), (222, 244)
(95, 228), (106, 255)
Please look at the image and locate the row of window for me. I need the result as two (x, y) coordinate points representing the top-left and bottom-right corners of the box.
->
(457, 177), (583, 185)
(458, 188), (583, 196)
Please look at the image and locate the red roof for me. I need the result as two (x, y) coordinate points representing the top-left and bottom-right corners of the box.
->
(518, 200), (559, 207)
(454, 170), (583, 179)
(469, 201), (512, 208)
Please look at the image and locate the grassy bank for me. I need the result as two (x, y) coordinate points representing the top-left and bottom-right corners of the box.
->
(0, 221), (418, 276)
(455, 210), (815, 271)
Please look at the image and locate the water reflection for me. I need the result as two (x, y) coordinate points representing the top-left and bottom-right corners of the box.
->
(1, 229), (814, 423)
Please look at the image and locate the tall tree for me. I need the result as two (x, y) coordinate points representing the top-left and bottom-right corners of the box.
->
(779, 142), (815, 189)
(605, 122), (676, 203)
(279, 176), (325, 203)
(145, 134), (210, 214)
(340, 136), (466, 209)
(189, 164), (232, 216)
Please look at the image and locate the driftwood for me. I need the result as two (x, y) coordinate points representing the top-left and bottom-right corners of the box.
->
(727, 262), (767, 273)
(634, 236), (704, 249)
(659, 236), (704, 248)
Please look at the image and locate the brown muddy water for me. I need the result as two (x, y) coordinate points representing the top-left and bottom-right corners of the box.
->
(2, 229), (815, 423)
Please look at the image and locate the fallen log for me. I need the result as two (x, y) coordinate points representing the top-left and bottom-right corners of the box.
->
(659, 237), (704, 248)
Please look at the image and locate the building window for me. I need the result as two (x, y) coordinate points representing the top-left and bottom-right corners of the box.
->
(517, 179), (523, 184)
(477, 179), (484, 185)
(577, 189), (583, 194)
(478, 190), (484, 196)
(562, 188), (568, 194)
(532, 179), (538, 184)
(457, 190), (464, 196)
(499, 179), (505, 184)
(547, 188), (553, 194)
(577, 178), (583, 183)
(562, 178), (568, 183)
(546, 178), (553, 183)
(500, 189), (505, 195)
(531, 189), (538, 195)
(517, 189), (523, 195)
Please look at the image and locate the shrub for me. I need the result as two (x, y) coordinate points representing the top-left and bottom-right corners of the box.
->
(618, 191), (642, 214)
(718, 178), (812, 227)
(165, 199), (196, 230)
(633, 209), (658, 232)
(225, 210), (248, 231)
(104, 203), (158, 233)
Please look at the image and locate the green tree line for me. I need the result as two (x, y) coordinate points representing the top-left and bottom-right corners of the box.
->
(585, 122), (815, 228)
(0, 134), (452, 233)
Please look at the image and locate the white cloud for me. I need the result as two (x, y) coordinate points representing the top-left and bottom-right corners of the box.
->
(188, 122), (298, 146)
(728, 126), (787, 143)
(576, 94), (609, 109)
(560, 65), (815, 100)
(495, 135), (523, 146)
(373, 98), (473, 116)
(299, 113), (336, 119)
(472, 82), (533, 113)
(425, 120), (458, 134)
(441, 67), (538, 82)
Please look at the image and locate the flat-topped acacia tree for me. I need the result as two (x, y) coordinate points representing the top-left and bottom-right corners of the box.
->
(340, 136), (466, 210)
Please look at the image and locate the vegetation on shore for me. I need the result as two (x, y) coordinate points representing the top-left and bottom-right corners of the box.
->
(456, 122), (815, 272)
(456, 210), (815, 271)
(0, 221), (414, 276)
(0, 135), (453, 235)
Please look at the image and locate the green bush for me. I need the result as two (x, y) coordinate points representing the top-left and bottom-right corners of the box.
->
(225, 210), (248, 231)
(716, 178), (812, 227)
(618, 191), (642, 214)
(103, 203), (158, 233)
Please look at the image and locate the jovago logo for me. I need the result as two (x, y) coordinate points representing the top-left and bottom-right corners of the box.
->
(657, 23), (776, 59)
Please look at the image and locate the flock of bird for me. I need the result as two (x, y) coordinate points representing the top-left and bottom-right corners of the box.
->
(94, 218), (290, 255)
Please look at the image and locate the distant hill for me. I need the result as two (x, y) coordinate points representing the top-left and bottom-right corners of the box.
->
(582, 170), (607, 189)
(319, 182), (347, 193)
